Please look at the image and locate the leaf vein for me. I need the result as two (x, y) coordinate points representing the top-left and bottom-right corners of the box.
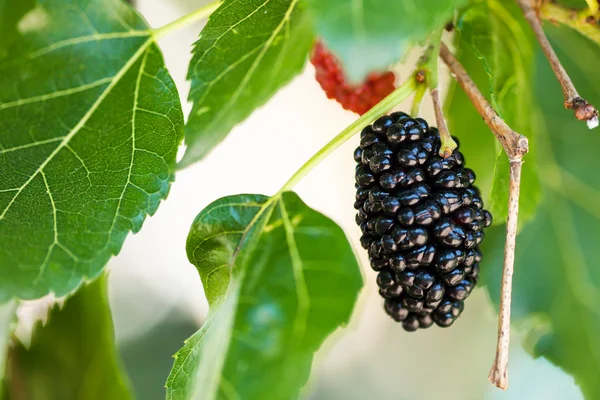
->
(0, 37), (154, 221)
(0, 77), (113, 111)
(0, 137), (66, 155)
(279, 199), (309, 343)
(106, 46), (149, 242)
(201, 0), (299, 134)
(190, 0), (271, 74)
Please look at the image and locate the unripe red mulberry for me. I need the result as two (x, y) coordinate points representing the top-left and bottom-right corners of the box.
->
(310, 41), (396, 115)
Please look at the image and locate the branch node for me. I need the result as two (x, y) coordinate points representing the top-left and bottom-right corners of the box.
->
(569, 97), (600, 128)
(514, 135), (529, 159)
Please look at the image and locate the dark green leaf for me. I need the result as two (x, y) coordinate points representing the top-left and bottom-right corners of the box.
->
(482, 24), (600, 399)
(305, 0), (468, 82)
(447, 0), (541, 225)
(0, 0), (183, 300)
(166, 192), (362, 400)
(0, 0), (34, 56)
(180, 0), (313, 167)
(3, 274), (132, 400)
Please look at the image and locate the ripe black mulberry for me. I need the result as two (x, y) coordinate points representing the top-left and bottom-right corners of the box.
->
(354, 112), (492, 331)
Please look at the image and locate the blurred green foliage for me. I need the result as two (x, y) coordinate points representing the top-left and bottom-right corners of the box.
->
(448, 1), (600, 397)
(482, 21), (600, 400)
(2, 275), (132, 400)
(119, 314), (198, 400)
(448, 0), (541, 226)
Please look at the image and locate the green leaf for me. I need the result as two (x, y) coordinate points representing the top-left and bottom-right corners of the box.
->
(0, 0), (184, 300)
(447, 0), (541, 225)
(557, 0), (587, 7)
(180, 0), (313, 168)
(3, 274), (132, 399)
(0, 0), (34, 55)
(482, 24), (600, 399)
(167, 192), (362, 400)
(305, 0), (468, 83)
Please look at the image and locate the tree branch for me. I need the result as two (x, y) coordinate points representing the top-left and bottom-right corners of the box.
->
(439, 42), (527, 390)
(439, 43), (528, 160)
(518, 0), (599, 128)
(488, 159), (522, 390)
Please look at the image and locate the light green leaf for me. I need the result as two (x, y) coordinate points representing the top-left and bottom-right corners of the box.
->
(305, 0), (468, 83)
(180, 0), (314, 168)
(2, 274), (132, 400)
(166, 192), (363, 400)
(482, 24), (600, 399)
(0, 0), (184, 300)
(447, 0), (541, 225)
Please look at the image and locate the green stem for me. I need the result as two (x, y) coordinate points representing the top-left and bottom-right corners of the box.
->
(278, 77), (418, 193)
(152, 1), (220, 39)
(540, 2), (600, 45)
(416, 29), (443, 90)
(411, 83), (427, 117)
(426, 30), (443, 90)
(418, 30), (455, 157)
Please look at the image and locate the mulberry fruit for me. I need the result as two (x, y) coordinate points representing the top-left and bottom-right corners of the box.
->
(354, 112), (492, 331)
(310, 41), (396, 115)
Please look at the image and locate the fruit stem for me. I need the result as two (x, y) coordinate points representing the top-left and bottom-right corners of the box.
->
(439, 41), (528, 391)
(418, 31), (456, 158)
(411, 81), (427, 117)
(518, 0), (599, 128)
(431, 88), (456, 159)
(278, 76), (418, 193)
(152, 1), (220, 39)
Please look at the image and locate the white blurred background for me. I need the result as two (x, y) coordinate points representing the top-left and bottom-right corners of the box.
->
(80, 0), (587, 399)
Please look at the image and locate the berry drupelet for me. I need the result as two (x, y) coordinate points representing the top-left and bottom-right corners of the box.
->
(354, 112), (492, 331)
(310, 41), (396, 115)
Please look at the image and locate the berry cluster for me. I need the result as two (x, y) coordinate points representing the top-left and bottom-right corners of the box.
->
(354, 112), (492, 331)
(310, 41), (396, 115)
